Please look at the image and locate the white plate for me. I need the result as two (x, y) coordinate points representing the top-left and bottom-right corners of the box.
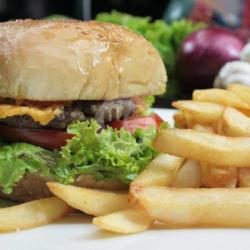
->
(1, 109), (250, 250)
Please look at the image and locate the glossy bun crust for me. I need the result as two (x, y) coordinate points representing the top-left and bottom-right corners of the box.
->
(0, 19), (166, 101)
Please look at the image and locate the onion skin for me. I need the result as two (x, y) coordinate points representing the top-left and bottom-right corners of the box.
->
(176, 27), (245, 95)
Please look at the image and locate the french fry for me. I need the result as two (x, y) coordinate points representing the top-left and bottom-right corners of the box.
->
(130, 154), (185, 189)
(201, 163), (238, 188)
(193, 89), (250, 110)
(228, 84), (250, 106)
(47, 182), (130, 216)
(172, 101), (224, 125)
(0, 197), (70, 232)
(183, 112), (196, 129)
(173, 111), (186, 128)
(153, 128), (250, 167)
(173, 110), (196, 129)
(239, 168), (250, 187)
(133, 186), (250, 227)
(93, 208), (152, 234)
(193, 124), (214, 134)
(171, 160), (201, 188)
(218, 107), (250, 137)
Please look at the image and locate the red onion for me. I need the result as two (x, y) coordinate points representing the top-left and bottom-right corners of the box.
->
(235, 27), (250, 43)
(176, 27), (245, 95)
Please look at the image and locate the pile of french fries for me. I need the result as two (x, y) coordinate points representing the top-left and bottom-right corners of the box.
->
(3, 84), (250, 233)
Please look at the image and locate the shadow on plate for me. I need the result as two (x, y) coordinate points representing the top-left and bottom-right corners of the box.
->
(84, 229), (130, 240)
(54, 212), (93, 225)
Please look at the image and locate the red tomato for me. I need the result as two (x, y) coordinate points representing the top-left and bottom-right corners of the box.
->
(109, 113), (163, 132)
(0, 125), (73, 150)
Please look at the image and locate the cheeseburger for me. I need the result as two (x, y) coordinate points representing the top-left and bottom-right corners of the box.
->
(0, 20), (167, 202)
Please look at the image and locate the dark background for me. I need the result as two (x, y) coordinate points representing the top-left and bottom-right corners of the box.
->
(0, 0), (170, 21)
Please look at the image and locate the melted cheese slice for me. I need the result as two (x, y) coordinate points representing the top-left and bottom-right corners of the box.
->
(0, 104), (62, 125)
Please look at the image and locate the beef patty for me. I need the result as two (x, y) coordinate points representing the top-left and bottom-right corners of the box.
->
(0, 173), (128, 202)
(0, 99), (136, 129)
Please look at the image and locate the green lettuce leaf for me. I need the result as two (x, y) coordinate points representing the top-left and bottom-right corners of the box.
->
(0, 120), (157, 194)
(0, 143), (59, 194)
(58, 120), (157, 183)
(143, 96), (155, 116)
(45, 14), (70, 20)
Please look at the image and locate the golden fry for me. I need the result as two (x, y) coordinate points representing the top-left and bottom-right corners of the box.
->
(0, 197), (70, 232)
(172, 100), (224, 125)
(154, 128), (250, 167)
(93, 208), (152, 234)
(193, 124), (214, 134)
(134, 186), (250, 227)
(228, 84), (250, 106)
(218, 107), (250, 137)
(131, 154), (185, 188)
(171, 159), (201, 188)
(193, 89), (250, 110)
(239, 168), (250, 187)
(201, 163), (238, 188)
(173, 111), (186, 128)
(47, 182), (130, 216)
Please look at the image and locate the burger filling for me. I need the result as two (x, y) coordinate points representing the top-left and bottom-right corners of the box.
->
(0, 99), (136, 129)
(0, 96), (166, 195)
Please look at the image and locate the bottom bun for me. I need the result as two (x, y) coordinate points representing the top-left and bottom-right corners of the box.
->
(0, 174), (128, 202)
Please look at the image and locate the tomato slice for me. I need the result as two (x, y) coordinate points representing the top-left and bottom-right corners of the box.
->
(0, 125), (73, 150)
(109, 113), (163, 132)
